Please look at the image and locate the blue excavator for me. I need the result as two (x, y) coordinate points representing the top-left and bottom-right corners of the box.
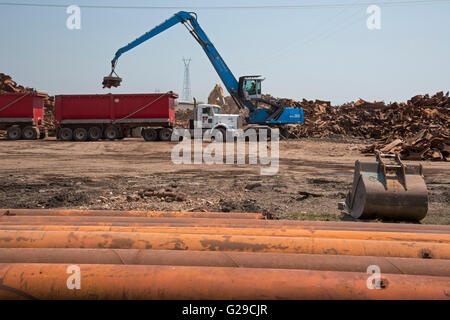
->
(103, 11), (304, 128)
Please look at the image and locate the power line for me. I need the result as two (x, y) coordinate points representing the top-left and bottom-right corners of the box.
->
(251, 0), (366, 68)
(0, 0), (449, 10)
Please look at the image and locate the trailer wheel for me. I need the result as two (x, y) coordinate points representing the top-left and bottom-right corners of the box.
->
(73, 128), (88, 142)
(158, 128), (172, 141)
(142, 128), (157, 141)
(60, 127), (73, 141)
(22, 126), (38, 140)
(6, 127), (22, 140)
(39, 129), (46, 139)
(104, 125), (119, 140)
(88, 127), (102, 141)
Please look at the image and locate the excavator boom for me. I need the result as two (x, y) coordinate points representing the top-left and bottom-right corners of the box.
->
(103, 11), (304, 125)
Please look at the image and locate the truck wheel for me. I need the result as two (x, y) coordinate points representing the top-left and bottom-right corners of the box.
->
(142, 128), (157, 141)
(60, 127), (73, 141)
(73, 128), (88, 142)
(158, 128), (172, 141)
(88, 127), (102, 141)
(6, 127), (22, 140)
(104, 125), (119, 140)
(22, 126), (38, 140)
(212, 127), (227, 142)
(39, 129), (46, 139)
(117, 128), (125, 140)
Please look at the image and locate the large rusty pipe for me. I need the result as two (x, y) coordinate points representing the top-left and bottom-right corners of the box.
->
(0, 230), (448, 259)
(0, 224), (448, 244)
(0, 264), (449, 299)
(1, 208), (263, 220)
(1, 215), (449, 234)
(0, 248), (449, 276)
(0, 221), (446, 235)
(2, 208), (449, 233)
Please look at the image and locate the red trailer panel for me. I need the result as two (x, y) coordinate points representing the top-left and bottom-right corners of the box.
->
(54, 92), (178, 141)
(55, 93), (177, 125)
(0, 92), (45, 126)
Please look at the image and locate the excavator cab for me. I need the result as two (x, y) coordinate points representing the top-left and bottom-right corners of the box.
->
(238, 76), (264, 101)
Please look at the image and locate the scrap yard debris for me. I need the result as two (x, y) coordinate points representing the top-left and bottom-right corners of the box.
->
(2, 72), (449, 160)
(270, 91), (450, 161)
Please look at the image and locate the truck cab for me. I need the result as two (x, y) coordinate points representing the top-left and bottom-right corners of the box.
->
(190, 104), (242, 138)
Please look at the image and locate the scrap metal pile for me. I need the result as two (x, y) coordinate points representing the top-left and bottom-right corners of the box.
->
(0, 208), (449, 299)
(276, 92), (450, 161)
(0, 73), (56, 130)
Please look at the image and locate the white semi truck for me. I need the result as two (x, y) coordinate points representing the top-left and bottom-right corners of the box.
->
(187, 103), (242, 140)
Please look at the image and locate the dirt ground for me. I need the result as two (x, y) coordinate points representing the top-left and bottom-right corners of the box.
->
(0, 137), (448, 225)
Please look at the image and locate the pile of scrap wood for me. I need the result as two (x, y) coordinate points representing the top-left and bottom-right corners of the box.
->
(0, 73), (56, 130)
(264, 92), (449, 161)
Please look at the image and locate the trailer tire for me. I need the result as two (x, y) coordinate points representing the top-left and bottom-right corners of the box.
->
(60, 127), (73, 141)
(88, 127), (102, 141)
(158, 128), (172, 141)
(73, 128), (88, 142)
(117, 128), (125, 140)
(39, 130), (46, 139)
(104, 125), (119, 140)
(6, 127), (22, 140)
(22, 126), (38, 140)
(142, 128), (157, 141)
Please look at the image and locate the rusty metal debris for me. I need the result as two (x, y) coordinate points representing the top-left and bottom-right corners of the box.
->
(265, 92), (449, 160)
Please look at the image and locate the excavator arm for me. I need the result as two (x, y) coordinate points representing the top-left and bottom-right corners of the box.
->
(103, 11), (256, 113)
(103, 11), (304, 125)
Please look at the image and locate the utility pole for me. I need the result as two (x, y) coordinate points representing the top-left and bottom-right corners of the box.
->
(182, 57), (192, 101)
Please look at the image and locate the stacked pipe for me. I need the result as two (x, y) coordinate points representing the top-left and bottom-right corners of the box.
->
(0, 208), (449, 300)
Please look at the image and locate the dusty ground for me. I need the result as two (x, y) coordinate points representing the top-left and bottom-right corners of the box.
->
(0, 137), (448, 224)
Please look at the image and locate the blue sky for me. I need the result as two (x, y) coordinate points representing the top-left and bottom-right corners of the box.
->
(0, 0), (449, 104)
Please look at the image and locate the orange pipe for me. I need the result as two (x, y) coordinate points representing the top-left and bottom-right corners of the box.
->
(0, 221), (446, 235)
(0, 248), (449, 276)
(0, 264), (449, 299)
(0, 230), (448, 259)
(0, 208), (263, 219)
(1, 215), (449, 234)
(0, 224), (448, 243)
(2, 208), (449, 233)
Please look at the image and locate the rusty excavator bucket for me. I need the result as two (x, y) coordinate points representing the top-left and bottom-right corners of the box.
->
(341, 152), (428, 221)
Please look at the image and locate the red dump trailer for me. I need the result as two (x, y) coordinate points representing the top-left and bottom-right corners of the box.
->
(55, 92), (177, 141)
(0, 92), (46, 140)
